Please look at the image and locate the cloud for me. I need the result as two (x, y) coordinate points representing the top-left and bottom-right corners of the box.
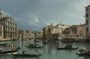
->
(0, 0), (89, 31)
(19, 13), (40, 25)
(15, 13), (45, 31)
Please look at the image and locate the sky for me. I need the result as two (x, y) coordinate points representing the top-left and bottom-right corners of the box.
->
(0, 0), (90, 31)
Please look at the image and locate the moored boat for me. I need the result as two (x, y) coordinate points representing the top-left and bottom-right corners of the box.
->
(57, 45), (79, 50)
(26, 45), (43, 49)
(25, 44), (43, 49)
(76, 49), (90, 56)
(0, 47), (21, 54)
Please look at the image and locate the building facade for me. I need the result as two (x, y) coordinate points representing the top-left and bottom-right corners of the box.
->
(42, 24), (69, 40)
(0, 25), (3, 38)
(17, 29), (24, 39)
(23, 30), (35, 39)
(85, 5), (90, 38)
(0, 10), (17, 39)
(63, 24), (86, 39)
(43, 26), (50, 40)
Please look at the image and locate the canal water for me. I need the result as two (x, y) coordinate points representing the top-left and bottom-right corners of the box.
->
(0, 40), (90, 59)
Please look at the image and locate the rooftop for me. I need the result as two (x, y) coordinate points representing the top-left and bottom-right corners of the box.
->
(85, 5), (90, 8)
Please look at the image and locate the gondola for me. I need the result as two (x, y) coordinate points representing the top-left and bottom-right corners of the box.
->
(25, 44), (43, 49)
(26, 46), (42, 48)
(57, 47), (79, 50)
(76, 49), (90, 56)
(12, 54), (42, 57)
(0, 47), (21, 54)
(57, 45), (79, 50)
(25, 45), (43, 49)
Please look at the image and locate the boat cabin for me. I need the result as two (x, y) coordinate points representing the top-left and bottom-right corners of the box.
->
(65, 45), (72, 48)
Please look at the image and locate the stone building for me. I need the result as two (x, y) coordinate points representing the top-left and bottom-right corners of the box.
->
(34, 31), (43, 39)
(23, 30), (35, 39)
(85, 5), (90, 38)
(17, 29), (24, 39)
(43, 26), (51, 40)
(42, 24), (69, 40)
(0, 25), (3, 38)
(0, 10), (17, 39)
(63, 24), (86, 39)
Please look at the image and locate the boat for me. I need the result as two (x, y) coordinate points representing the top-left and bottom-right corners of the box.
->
(12, 54), (42, 57)
(25, 44), (43, 49)
(57, 45), (79, 50)
(0, 47), (21, 54)
(76, 53), (90, 56)
(26, 46), (43, 49)
(76, 49), (90, 56)
(19, 33), (42, 57)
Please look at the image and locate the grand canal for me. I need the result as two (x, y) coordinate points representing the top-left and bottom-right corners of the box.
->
(0, 40), (90, 59)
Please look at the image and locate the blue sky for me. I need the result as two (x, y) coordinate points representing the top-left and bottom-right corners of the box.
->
(0, 0), (89, 31)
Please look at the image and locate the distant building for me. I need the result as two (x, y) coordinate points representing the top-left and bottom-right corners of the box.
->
(0, 10), (17, 39)
(85, 5), (90, 38)
(40, 31), (43, 39)
(23, 30), (35, 39)
(0, 25), (3, 38)
(63, 24), (86, 39)
(42, 24), (69, 40)
(43, 25), (51, 40)
(34, 31), (43, 39)
(17, 29), (24, 39)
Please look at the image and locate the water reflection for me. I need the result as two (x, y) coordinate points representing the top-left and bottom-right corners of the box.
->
(0, 55), (13, 59)
(1, 40), (90, 59)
